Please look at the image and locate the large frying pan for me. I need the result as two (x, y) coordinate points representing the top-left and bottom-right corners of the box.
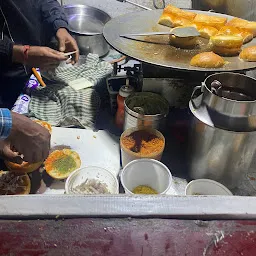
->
(103, 9), (256, 72)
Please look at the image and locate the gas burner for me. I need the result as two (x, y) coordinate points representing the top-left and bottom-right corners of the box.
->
(107, 60), (143, 114)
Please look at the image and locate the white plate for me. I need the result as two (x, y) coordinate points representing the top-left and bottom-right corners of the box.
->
(35, 127), (121, 195)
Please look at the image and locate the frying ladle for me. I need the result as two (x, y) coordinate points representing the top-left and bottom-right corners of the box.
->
(134, 107), (145, 128)
(117, 0), (165, 10)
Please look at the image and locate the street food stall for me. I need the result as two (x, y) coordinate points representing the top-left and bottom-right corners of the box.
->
(1, 0), (256, 255)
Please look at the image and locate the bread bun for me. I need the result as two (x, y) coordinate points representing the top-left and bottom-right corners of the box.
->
(158, 13), (175, 27)
(227, 18), (256, 37)
(164, 4), (196, 21)
(34, 120), (52, 134)
(210, 35), (243, 48)
(239, 30), (254, 44)
(190, 52), (225, 68)
(211, 45), (241, 56)
(45, 149), (81, 180)
(217, 26), (253, 44)
(5, 160), (43, 173)
(169, 33), (198, 49)
(158, 11), (191, 28)
(0, 171), (31, 195)
(172, 16), (192, 27)
(192, 23), (219, 39)
(239, 46), (256, 62)
(194, 13), (227, 30)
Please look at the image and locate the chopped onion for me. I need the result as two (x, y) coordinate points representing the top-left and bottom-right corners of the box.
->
(71, 179), (110, 194)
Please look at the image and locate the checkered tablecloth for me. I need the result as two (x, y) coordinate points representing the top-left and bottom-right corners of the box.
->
(29, 54), (113, 128)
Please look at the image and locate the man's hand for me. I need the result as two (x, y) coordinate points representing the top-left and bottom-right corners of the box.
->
(7, 112), (51, 163)
(0, 140), (23, 164)
(12, 46), (67, 70)
(56, 28), (79, 64)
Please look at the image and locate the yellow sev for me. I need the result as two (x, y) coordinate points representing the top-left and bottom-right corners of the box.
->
(132, 185), (158, 194)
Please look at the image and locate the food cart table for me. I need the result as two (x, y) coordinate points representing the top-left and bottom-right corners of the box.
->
(1, 218), (256, 255)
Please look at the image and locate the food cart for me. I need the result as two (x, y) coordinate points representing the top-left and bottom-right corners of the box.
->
(1, 0), (256, 255)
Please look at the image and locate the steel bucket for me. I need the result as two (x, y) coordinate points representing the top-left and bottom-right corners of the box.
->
(64, 5), (111, 57)
(124, 92), (169, 131)
(191, 73), (256, 132)
(188, 101), (256, 189)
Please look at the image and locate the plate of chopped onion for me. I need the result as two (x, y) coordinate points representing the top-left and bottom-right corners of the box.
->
(65, 166), (119, 195)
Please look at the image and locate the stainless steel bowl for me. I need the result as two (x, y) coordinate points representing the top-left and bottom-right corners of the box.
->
(124, 92), (169, 131)
(64, 5), (111, 56)
(191, 73), (256, 132)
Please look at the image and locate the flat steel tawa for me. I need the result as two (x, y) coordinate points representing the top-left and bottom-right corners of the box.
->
(103, 9), (256, 72)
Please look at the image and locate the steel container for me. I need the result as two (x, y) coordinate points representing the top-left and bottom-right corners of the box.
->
(192, 0), (256, 21)
(64, 5), (111, 56)
(191, 73), (256, 132)
(124, 92), (169, 131)
(188, 101), (256, 189)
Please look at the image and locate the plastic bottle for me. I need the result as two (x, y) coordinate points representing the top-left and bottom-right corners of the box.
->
(115, 79), (134, 130)
(12, 94), (31, 114)
(24, 68), (41, 95)
(12, 68), (41, 114)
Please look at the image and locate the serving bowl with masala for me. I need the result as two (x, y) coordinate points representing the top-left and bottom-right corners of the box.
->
(120, 127), (165, 167)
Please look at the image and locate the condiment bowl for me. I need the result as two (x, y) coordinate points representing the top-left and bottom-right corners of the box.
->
(185, 179), (233, 196)
(120, 159), (172, 195)
(120, 127), (165, 167)
(65, 166), (119, 195)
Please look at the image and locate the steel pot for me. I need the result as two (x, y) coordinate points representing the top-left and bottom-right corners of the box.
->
(191, 73), (256, 132)
(124, 92), (169, 131)
(188, 101), (256, 189)
(64, 5), (111, 56)
(192, 0), (256, 21)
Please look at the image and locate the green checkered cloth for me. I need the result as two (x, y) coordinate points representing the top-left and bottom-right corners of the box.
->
(45, 54), (113, 84)
(28, 54), (113, 128)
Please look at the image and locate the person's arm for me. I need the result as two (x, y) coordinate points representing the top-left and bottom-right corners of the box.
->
(0, 108), (12, 140)
(0, 38), (14, 71)
(0, 108), (51, 163)
(40, 0), (79, 63)
(40, 0), (68, 34)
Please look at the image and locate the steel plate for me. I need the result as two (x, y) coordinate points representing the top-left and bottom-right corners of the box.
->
(103, 9), (256, 72)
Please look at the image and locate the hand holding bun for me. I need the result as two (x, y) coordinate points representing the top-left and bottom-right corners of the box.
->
(190, 52), (225, 68)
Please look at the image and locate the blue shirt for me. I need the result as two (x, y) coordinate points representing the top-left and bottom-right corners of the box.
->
(0, 109), (12, 139)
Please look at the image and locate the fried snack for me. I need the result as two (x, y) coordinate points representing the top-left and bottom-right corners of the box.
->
(192, 23), (219, 39)
(45, 149), (81, 180)
(209, 35), (243, 56)
(239, 46), (256, 62)
(0, 171), (31, 195)
(217, 26), (253, 44)
(34, 120), (52, 134)
(164, 4), (196, 21)
(158, 12), (176, 27)
(172, 16), (192, 27)
(227, 18), (256, 37)
(211, 46), (242, 56)
(158, 12), (191, 28)
(5, 160), (43, 173)
(239, 30), (254, 44)
(190, 52), (225, 68)
(193, 13), (227, 30)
